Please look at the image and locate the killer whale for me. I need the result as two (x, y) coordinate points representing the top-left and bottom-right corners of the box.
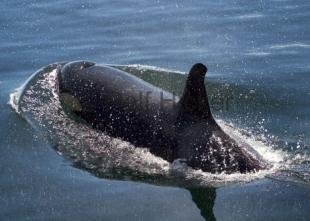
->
(58, 61), (266, 174)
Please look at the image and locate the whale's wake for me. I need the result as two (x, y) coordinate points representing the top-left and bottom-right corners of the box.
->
(9, 64), (291, 187)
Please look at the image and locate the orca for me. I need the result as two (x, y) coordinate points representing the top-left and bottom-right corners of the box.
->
(58, 61), (266, 174)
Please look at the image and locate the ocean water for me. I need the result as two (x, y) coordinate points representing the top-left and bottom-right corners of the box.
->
(1, 0), (310, 221)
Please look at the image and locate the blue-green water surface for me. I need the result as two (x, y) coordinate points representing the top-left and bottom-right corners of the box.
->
(1, 1), (310, 220)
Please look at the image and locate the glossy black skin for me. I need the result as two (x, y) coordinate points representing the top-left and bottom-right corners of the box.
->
(58, 61), (265, 174)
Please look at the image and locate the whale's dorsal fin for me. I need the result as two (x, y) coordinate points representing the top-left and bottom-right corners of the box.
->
(177, 63), (215, 123)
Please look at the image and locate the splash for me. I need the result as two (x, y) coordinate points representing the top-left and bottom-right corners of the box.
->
(219, 121), (286, 165)
(9, 64), (294, 187)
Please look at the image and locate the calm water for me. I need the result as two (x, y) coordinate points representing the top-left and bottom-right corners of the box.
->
(1, 0), (310, 220)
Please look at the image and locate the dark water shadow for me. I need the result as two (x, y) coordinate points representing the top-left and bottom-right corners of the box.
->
(73, 160), (217, 220)
(188, 187), (216, 221)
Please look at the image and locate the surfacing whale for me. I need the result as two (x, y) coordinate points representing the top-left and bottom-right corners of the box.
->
(58, 61), (266, 174)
